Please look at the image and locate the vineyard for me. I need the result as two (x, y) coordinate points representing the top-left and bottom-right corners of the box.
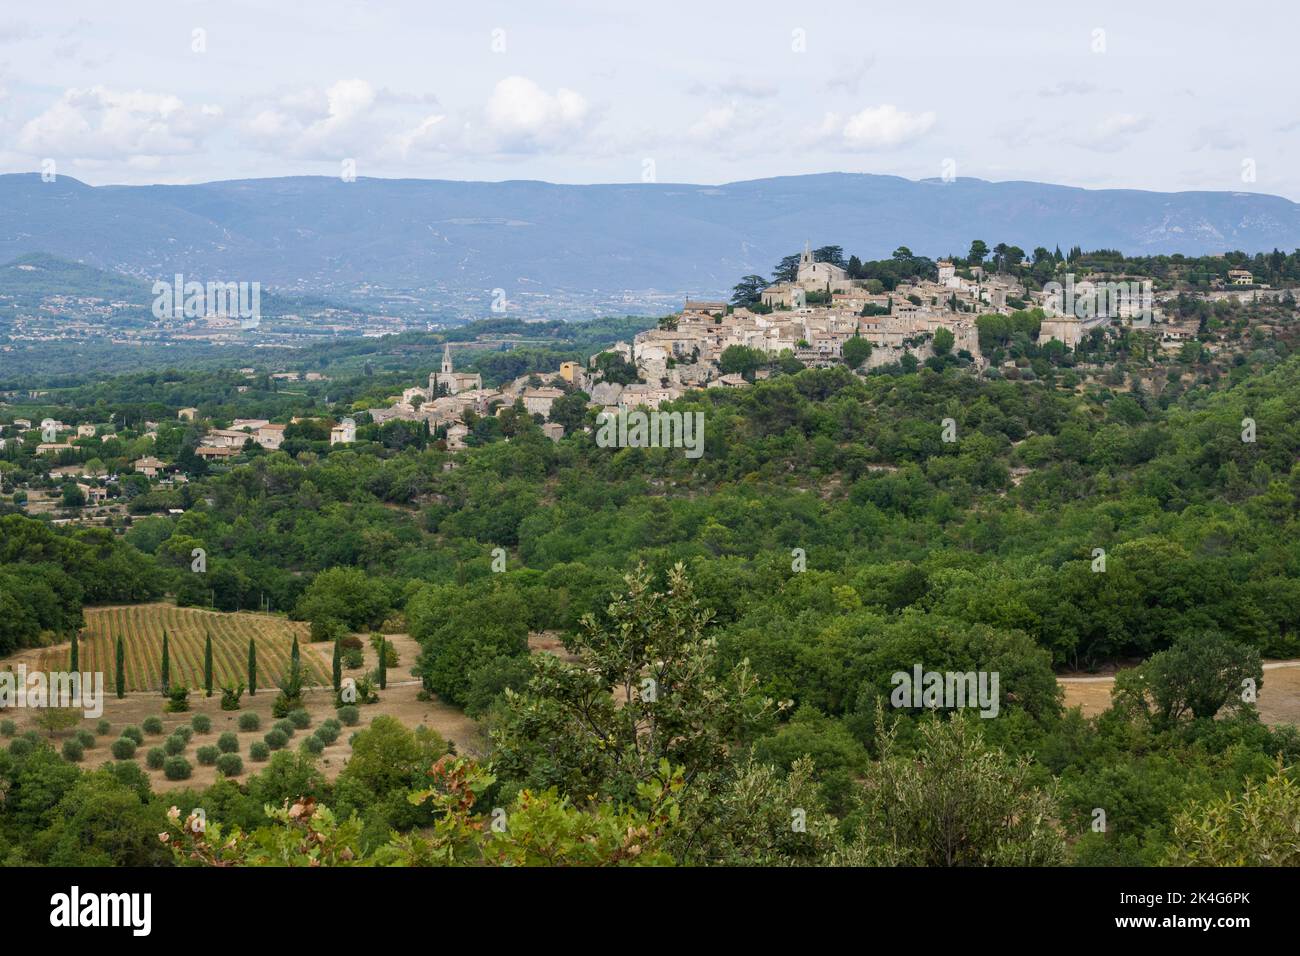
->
(40, 604), (327, 692)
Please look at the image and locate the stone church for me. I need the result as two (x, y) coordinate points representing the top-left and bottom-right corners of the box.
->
(429, 344), (482, 396)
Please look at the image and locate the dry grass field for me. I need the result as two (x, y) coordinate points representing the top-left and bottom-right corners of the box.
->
(1059, 660), (1300, 724)
(3, 622), (485, 792)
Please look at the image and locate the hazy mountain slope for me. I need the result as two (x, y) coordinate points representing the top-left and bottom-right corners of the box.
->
(2, 172), (1297, 300)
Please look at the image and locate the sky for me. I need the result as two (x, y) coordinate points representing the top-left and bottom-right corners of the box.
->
(0, 0), (1297, 198)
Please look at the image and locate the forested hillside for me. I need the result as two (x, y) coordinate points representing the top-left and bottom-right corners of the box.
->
(4, 350), (1300, 865)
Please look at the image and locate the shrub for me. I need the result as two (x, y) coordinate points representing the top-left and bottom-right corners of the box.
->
(196, 745), (219, 766)
(301, 735), (324, 755)
(110, 737), (136, 759)
(371, 633), (399, 666)
(314, 723), (340, 745)
(342, 646), (364, 669)
(0, 719), (15, 737)
(271, 664), (305, 718)
(75, 729), (95, 748)
(288, 708), (311, 729)
(215, 753), (243, 777)
(142, 716), (164, 735)
(95, 719), (111, 736)
(217, 732), (239, 754)
(165, 684), (191, 713)
(220, 682), (245, 711)
(175, 726), (193, 743)
(249, 741), (270, 762)
(237, 712), (261, 732)
(336, 705), (360, 726)
(8, 738), (33, 756)
(264, 729), (289, 750)
(273, 719), (295, 739)
(122, 725), (144, 745)
(191, 714), (212, 734)
(34, 708), (80, 737)
(163, 734), (186, 756)
(353, 674), (380, 704)
(310, 617), (347, 643)
(341, 634), (363, 650)
(163, 756), (192, 780)
(146, 747), (166, 769)
(61, 739), (84, 761)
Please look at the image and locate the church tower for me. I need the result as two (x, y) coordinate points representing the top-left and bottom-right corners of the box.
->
(441, 343), (454, 375)
(800, 240), (813, 267)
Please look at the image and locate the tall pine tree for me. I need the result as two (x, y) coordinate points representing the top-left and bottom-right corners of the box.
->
(203, 633), (214, 697)
(248, 638), (257, 696)
(114, 635), (125, 699)
(160, 631), (170, 695)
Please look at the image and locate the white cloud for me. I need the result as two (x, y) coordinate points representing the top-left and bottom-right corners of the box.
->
(17, 86), (220, 160)
(248, 75), (591, 163)
(387, 113), (449, 160)
(483, 76), (591, 151)
(689, 104), (738, 141)
(243, 79), (384, 159)
(237, 76), (593, 164)
(1074, 112), (1151, 152)
(819, 104), (936, 150)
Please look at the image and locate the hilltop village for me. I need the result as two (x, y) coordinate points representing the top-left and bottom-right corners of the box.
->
(354, 242), (1270, 429)
(345, 244), (1063, 432)
(3, 240), (1297, 524)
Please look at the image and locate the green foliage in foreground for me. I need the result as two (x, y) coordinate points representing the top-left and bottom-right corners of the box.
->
(5, 339), (1300, 866)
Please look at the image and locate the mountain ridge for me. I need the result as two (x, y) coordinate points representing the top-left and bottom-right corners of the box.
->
(2, 171), (1298, 307)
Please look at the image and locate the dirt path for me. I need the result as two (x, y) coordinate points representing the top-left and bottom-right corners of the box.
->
(1059, 659), (1300, 724)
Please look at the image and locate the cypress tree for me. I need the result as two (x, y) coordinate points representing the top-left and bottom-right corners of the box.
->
(115, 635), (126, 699)
(331, 638), (342, 693)
(160, 631), (170, 695)
(377, 639), (387, 690)
(69, 631), (79, 674)
(291, 635), (300, 669)
(203, 633), (214, 697)
(248, 639), (257, 696)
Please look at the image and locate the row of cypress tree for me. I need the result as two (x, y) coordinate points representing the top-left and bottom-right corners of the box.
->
(94, 630), (265, 700)
(83, 629), (372, 703)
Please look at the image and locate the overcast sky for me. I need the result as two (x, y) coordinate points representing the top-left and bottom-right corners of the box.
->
(1, 0), (1296, 198)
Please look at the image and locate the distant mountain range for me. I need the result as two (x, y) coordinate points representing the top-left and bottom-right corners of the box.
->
(2, 172), (1299, 307)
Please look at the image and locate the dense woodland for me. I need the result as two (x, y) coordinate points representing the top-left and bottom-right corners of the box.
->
(4, 319), (1300, 865)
